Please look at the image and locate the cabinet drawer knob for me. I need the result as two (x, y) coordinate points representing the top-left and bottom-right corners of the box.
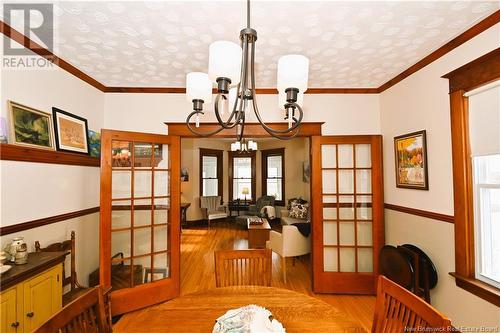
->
(11, 321), (19, 327)
(26, 312), (34, 317)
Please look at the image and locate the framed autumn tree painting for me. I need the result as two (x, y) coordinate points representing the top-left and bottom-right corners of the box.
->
(394, 130), (429, 190)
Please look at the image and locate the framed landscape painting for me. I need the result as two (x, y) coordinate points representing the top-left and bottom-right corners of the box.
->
(52, 107), (89, 154)
(8, 101), (54, 150)
(394, 130), (429, 190)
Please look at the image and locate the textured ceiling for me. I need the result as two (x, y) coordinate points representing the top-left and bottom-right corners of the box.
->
(6, 1), (499, 88)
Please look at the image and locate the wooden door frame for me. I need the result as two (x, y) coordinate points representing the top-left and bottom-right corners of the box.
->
(100, 129), (181, 315)
(311, 135), (384, 294)
(171, 122), (384, 294)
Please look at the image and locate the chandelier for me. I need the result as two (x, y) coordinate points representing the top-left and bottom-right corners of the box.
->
(231, 138), (258, 153)
(185, 0), (309, 141)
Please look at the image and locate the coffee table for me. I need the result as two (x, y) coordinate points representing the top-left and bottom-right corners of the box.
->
(247, 217), (271, 249)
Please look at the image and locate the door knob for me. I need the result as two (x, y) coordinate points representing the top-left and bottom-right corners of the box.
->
(26, 312), (34, 317)
(11, 321), (19, 327)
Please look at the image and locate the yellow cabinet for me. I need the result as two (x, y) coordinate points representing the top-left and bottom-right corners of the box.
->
(0, 263), (62, 333)
(23, 265), (62, 332)
(1, 287), (19, 333)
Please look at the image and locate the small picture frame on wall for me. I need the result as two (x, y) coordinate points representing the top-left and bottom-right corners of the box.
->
(394, 130), (429, 190)
(8, 100), (55, 150)
(181, 167), (189, 182)
(52, 107), (90, 154)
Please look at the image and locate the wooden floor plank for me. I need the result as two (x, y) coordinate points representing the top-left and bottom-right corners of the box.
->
(180, 220), (375, 332)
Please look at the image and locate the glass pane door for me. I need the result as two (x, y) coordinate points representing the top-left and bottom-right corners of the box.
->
(111, 141), (171, 289)
(100, 130), (180, 315)
(312, 136), (383, 294)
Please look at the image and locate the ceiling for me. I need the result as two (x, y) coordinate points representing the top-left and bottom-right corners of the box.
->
(5, 1), (499, 88)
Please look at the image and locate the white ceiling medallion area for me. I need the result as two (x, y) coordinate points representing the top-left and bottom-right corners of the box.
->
(47, 1), (499, 88)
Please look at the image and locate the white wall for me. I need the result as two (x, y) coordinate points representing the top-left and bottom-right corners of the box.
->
(380, 23), (500, 327)
(0, 43), (105, 285)
(103, 93), (381, 135)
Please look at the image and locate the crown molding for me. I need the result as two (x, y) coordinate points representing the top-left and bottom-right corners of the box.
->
(0, 20), (107, 92)
(2, 10), (499, 95)
(377, 10), (500, 93)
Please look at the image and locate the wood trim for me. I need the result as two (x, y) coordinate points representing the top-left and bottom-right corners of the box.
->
(106, 87), (379, 94)
(0, 206), (100, 236)
(450, 273), (500, 307)
(443, 47), (500, 93)
(261, 148), (285, 206)
(384, 204), (454, 223)
(0, 143), (100, 166)
(165, 122), (323, 137)
(0, 21), (107, 92)
(228, 150), (256, 203)
(199, 148), (223, 202)
(445, 46), (500, 306)
(378, 10), (500, 92)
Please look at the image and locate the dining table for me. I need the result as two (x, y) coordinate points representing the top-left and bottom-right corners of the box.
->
(113, 286), (366, 332)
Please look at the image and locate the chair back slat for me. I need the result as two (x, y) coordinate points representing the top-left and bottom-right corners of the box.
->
(372, 276), (451, 333)
(214, 249), (272, 287)
(33, 286), (110, 333)
(35, 231), (80, 290)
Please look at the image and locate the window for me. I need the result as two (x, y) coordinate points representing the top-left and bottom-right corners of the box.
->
(262, 148), (285, 205)
(199, 149), (222, 198)
(228, 151), (256, 202)
(473, 155), (500, 288)
(445, 49), (500, 307)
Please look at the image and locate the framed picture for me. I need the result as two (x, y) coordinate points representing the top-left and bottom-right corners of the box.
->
(144, 268), (168, 283)
(181, 168), (189, 182)
(88, 129), (101, 157)
(52, 107), (89, 154)
(394, 130), (429, 190)
(8, 101), (55, 150)
(303, 161), (310, 183)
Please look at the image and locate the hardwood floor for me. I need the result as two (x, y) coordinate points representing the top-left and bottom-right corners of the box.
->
(180, 219), (375, 332)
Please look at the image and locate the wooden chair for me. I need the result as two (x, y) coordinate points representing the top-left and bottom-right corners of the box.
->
(35, 231), (88, 305)
(372, 276), (451, 333)
(214, 249), (272, 287)
(33, 286), (111, 333)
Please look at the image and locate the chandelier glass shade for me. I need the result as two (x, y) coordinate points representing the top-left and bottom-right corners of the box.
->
(185, 0), (309, 141)
(231, 139), (258, 153)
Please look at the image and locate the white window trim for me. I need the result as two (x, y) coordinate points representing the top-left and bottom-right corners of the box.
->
(473, 158), (500, 289)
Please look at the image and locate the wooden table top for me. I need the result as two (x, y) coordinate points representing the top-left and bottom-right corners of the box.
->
(113, 286), (365, 332)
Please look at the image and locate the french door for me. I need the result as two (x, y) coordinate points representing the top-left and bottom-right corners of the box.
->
(311, 136), (384, 294)
(99, 130), (180, 315)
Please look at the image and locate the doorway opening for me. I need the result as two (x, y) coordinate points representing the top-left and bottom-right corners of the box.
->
(179, 136), (312, 296)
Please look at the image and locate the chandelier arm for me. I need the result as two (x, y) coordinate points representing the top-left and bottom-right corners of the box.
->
(214, 94), (241, 129)
(185, 110), (226, 137)
(236, 112), (245, 142)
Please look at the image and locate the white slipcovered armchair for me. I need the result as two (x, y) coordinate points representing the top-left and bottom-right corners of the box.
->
(200, 196), (227, 229)
(266, 225), (311, 283)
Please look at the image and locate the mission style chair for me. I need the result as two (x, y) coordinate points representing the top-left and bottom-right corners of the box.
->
(372, 276), (451, 333)
(214, 249), (272, 287)
(35, 231), (88, 305)
(33, 286), (111, 333)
